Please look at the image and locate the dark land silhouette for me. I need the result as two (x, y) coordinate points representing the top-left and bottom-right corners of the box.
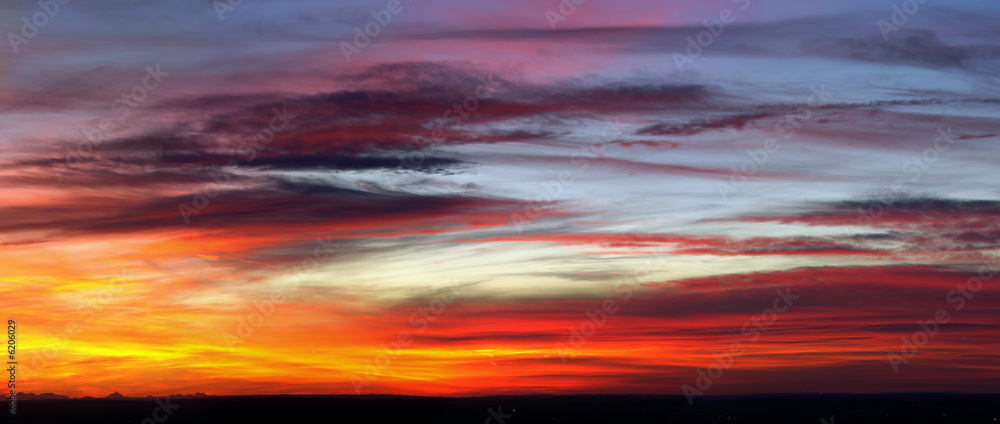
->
(6, 393), (999, 423)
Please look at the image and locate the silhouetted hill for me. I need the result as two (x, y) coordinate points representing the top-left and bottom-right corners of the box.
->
(6, 393), (999, 423)
(14, 393), (70, 400)
(15, 392), (213, 401)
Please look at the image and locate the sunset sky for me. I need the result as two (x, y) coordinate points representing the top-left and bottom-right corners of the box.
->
(1, 0), (999, 398)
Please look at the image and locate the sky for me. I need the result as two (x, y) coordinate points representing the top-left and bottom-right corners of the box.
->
(1, 0), (999, 398)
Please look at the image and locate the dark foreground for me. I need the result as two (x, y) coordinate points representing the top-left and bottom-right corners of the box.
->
(7, 393), (999, 423)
